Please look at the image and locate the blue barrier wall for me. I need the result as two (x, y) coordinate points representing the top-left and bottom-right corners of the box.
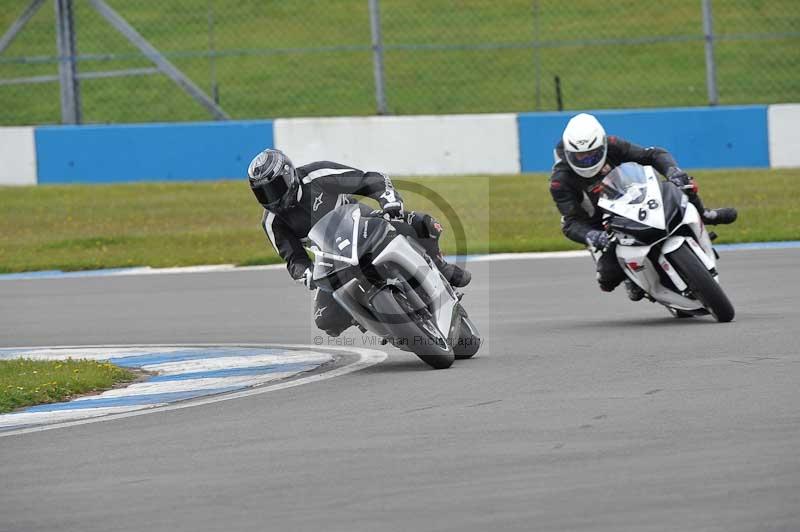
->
(25, 105), (775, 184)
(35, 120), (273, 184)
(518, 106), (769, 173)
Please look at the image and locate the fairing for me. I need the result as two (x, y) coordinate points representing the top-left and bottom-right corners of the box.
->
(598, 163), (720, 313)
(308, 204), (392, 282)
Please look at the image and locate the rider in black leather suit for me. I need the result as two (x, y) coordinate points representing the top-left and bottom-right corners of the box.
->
(247, 148), (470, 335)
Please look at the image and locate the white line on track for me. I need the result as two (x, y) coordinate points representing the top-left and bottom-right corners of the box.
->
(2, 242), (798, 282)
(0, 251), (589, 281)
(0, 343), (387, 439)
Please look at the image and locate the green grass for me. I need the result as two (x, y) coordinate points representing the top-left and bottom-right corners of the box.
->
(0, 358), (136, 413)
(1, 169), (798, 274)
(0, 0), (797, 124)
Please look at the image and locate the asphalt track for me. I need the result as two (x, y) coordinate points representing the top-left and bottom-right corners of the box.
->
(1, 249), (798, 532)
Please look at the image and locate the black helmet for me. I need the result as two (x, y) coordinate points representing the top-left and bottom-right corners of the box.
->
(247, 149), (299, 212)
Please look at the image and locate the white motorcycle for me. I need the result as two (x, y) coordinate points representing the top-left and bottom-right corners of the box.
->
(595, 162), (735, 322)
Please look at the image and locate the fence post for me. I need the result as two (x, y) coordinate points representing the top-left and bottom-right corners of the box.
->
(532, 0), (541, 111)
(207, 0), (219, 104)
(368, 0), (388, 114)
(55, 0), (82, 124)
(701, 0), (719, 106)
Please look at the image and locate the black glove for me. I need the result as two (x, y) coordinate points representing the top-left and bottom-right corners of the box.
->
(666, 168), (694, 190)
(381, 200), (404, 220)
(585, 230), (611, 250)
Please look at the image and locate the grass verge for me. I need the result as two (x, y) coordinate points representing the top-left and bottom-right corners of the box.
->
(0, 358), (137, 414)
(0, 168), (798, 274)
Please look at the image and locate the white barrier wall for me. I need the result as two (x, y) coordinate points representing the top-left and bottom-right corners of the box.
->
(274, 114), (520, 175)
(768, 104), (800, 168)
(0, 127), (37, 185)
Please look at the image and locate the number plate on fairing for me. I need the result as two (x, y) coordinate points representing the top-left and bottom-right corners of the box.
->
(598, 166), (666, 230)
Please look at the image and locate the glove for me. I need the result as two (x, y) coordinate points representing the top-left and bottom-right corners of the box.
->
(381, 201), (404, 220)
(585, 230), (611, 250)
(666, 168), (697, 193)
(296, 267), (316, 290)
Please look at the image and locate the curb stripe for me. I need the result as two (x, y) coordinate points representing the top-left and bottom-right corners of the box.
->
(24, 388), (240, 412)
(147, 363), (318, 382)
(0, 345), (331, 426)
(107, 348), (283, 367)
(0, 344), (387, 437)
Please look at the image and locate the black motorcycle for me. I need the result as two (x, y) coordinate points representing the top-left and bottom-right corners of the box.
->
(307, 204), (481, 369)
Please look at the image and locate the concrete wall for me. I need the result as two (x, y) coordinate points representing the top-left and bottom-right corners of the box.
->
(768, 104), (800, 168)
(0, 127), (37, 185)
(274, 114), (520, 175)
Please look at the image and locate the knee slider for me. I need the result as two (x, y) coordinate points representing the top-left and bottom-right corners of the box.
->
(423, 214), (443, 240)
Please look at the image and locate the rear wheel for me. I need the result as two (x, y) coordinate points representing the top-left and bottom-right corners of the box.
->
(668, 243), (735, 323)
(371, 288), (454, 369)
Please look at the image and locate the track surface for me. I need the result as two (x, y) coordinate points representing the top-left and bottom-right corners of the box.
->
(1, 249), (798, 532)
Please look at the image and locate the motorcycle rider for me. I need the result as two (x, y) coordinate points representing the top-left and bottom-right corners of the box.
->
(549, 113), (737, 299)
(247, 148), (471, 336)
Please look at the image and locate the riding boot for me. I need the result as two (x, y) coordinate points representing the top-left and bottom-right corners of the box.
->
(702, 208), (738, 225)
(688, 193), (738, 226)
(624, 279), (645, 301)
(435, 258), (472, 288)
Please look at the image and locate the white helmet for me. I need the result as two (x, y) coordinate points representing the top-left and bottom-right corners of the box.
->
(562, 113), (607, 178)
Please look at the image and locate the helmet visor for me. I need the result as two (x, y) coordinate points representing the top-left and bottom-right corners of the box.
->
(565, 146), (606, 169)
(252, 168), (294, 209)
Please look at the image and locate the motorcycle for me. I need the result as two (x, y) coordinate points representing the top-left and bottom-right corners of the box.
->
(306, 203), (481, 369)
(595, 162), (735, 322)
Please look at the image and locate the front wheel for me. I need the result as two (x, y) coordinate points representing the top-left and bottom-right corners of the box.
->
(370, 288), (454, 369)
(668, 243), (735, 323)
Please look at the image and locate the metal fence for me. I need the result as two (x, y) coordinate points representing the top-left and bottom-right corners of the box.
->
(1, 0), (798, 125)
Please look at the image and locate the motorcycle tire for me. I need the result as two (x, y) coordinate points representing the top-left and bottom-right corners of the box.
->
(452, 309), (481, 360)
(371, 288), (454, 369)
(668, 243), (735, 323)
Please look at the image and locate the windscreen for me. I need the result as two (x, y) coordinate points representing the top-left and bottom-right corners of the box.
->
(308, 204), (359, 253)
(600, 162), (649, 204)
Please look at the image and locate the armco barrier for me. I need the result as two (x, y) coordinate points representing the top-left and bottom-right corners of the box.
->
(35, 120), (273, 184)
(518, 106), (770, 172)
(274, 114), (520, 176)
(0, 127), (37, 185)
